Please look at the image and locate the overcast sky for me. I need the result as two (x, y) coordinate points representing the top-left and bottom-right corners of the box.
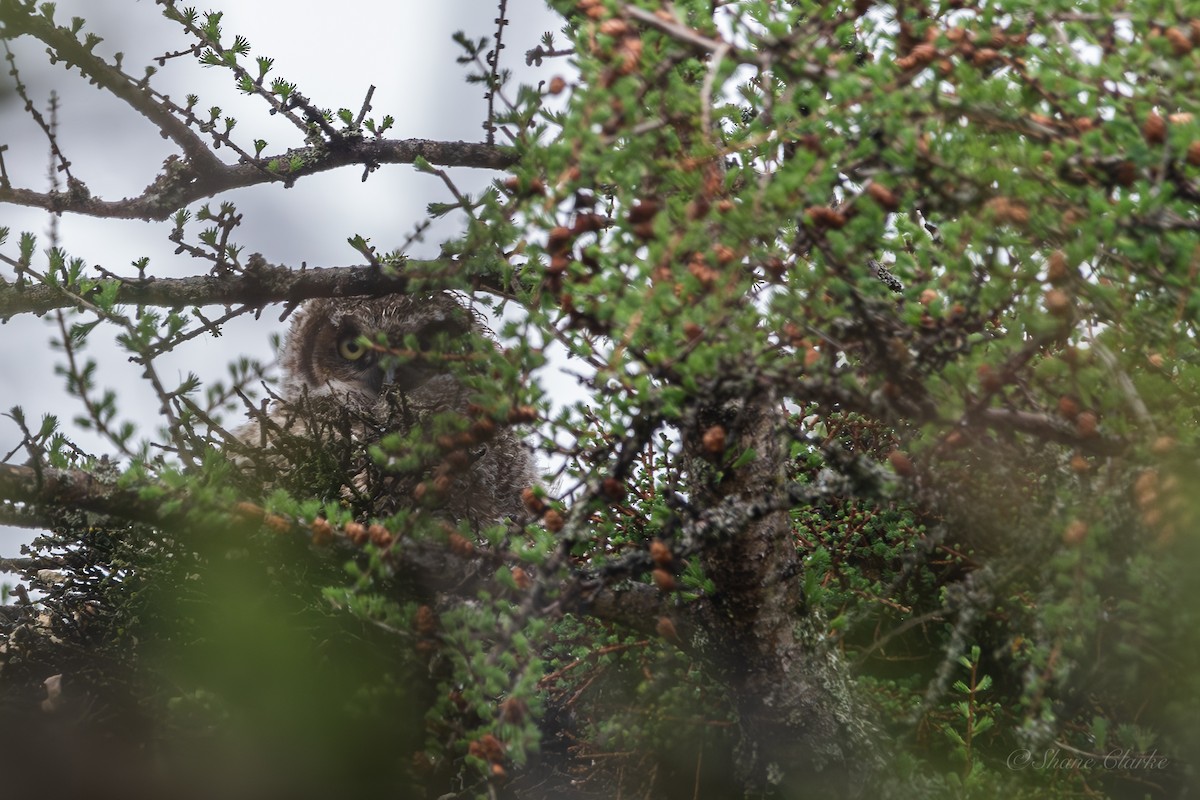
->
(0, 1), (567, 557)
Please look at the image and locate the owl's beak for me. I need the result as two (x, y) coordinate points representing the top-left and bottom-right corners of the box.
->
(365, 363), (394, 396)
(372, 363), (427, 395)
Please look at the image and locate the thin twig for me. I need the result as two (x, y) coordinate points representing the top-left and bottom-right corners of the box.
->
(484, 0), (509, 146)
(354, 85), (376, 127)
(53, 311), (135, 458)
(700, 42), (731, 140)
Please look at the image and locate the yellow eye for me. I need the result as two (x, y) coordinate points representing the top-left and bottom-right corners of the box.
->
(337, 335), (369, 361)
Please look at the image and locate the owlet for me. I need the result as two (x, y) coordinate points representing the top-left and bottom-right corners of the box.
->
(235, 292), (535, 528)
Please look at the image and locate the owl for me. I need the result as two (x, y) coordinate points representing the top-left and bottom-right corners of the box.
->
(235, 292), (535, 528)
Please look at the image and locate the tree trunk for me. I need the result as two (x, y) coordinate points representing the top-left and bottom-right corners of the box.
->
(685, 389), (875, 798)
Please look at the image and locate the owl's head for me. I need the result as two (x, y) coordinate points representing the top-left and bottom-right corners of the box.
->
(279, 293), (479, 403)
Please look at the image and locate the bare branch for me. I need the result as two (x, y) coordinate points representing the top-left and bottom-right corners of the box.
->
(0, 138), (515, 221)
(0, 257), (519, 318)
(974, 407), (1128, 456)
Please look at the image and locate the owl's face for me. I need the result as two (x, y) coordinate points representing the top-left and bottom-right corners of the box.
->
(238, 291), (533, 525)
(280, 293), (475, 403)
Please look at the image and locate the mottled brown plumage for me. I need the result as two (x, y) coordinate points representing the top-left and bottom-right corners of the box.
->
(236, 293), (534, 527)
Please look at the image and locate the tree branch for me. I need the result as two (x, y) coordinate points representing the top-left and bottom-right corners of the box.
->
(0, 4), (515, 220)
(0, 0), (224, 174)
(0, 138), (515, 221)
(0, 257), (520, 318)
(0, 462), (166, 525)
(974, 407), (1127, 457)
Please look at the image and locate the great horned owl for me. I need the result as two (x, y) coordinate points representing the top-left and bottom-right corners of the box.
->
(236, 292), (535, 528)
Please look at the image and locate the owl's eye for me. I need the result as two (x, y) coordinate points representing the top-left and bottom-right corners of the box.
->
(337, 335), (369, 361)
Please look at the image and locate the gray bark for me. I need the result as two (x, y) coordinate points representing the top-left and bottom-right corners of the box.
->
(683, 389), (876, 797)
